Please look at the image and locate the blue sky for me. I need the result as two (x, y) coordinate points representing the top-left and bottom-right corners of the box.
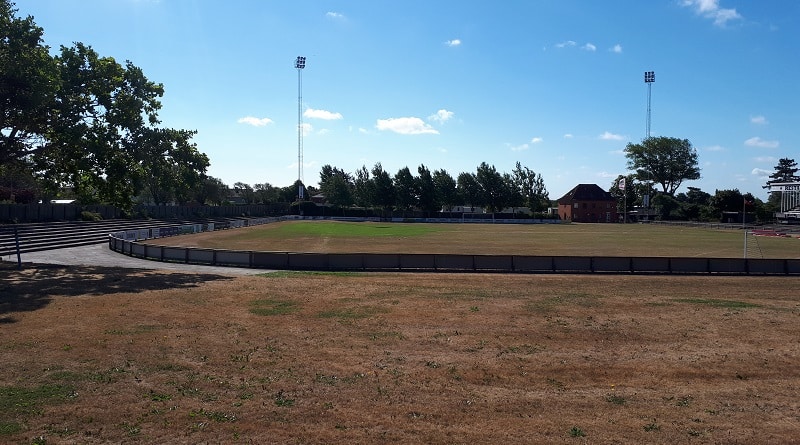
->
(18, 0), (799, 199)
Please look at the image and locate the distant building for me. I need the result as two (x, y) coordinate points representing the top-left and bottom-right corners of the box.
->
(557, 184), (619, 223)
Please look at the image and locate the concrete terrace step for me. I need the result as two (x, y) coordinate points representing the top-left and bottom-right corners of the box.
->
(0, 218), (242, 255)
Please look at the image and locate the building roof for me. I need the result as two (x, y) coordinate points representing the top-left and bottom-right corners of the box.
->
(557, 184), (615, 204)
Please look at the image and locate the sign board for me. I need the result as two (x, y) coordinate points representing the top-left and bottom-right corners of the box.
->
(769, 182), (800, 192)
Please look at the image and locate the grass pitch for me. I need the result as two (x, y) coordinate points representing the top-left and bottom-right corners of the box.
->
(160, 220), (800, 259)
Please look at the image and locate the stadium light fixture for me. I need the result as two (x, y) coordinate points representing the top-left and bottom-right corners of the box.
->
(296, 56), (306, 203)
(644, 71), (655, 139)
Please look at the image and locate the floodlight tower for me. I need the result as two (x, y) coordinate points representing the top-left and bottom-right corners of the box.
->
(295, 56), (306, 201)
(644, 71), (655, 139)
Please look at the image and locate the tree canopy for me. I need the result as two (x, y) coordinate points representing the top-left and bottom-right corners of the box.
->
(1, 0), (209, 210)
(765, 158), (799, 187)
(624, 136), (700, 196)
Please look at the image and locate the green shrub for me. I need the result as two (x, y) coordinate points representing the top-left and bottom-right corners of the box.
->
(80, 211), (102, 221)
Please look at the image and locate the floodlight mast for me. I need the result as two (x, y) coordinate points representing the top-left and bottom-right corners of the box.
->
(644, 71), (655, 139)
(296, 56), (306, 202)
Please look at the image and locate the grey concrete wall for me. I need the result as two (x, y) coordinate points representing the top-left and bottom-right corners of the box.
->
(187, 249), (215, 264)
(215, 250), (251, 267)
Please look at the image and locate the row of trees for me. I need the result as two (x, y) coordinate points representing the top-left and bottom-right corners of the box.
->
(3, 0), (793, 222)
(1, 1), (209, 211)
(609, 157), (799, 222)
(317, 162), (549, 216)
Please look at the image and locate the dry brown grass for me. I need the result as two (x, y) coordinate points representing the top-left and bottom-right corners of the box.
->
(2, 262), (799, 444)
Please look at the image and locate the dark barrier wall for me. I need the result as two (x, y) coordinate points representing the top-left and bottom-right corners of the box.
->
(0, 203), (290, 223)
(109, 234), (800, 275)
(1, 204), (120, 222)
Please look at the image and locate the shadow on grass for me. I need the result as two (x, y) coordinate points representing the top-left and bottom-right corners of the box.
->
(0, 262), (235, 321)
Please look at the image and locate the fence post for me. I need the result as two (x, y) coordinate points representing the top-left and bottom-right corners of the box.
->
(14, 226), (21, 269)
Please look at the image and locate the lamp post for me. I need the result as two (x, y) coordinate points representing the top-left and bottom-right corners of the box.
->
(295, 56), (306, 203)
(644, 71), (655, 139)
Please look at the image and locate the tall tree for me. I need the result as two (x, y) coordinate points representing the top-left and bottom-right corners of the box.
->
(1, 3), (210, 212)
(457, 171), (482, 212)
(36, 43), (168, 210)
(194, 176), (226, 205)
(279, 182), (301, 203)
(709, 189), (755, 215)
(318, 164), (353, 208)
(253, 182), (279, 204)
(371, 163), (395, 214)
(393, 166), (417, 211)
(512, 162), (549, 213)
(624, 136), (700, 196)
(475, 162), (507, 214)
(504, 172), (524, 213)
(432, 168), (458, 212)
(416, 164), (438, 215)
(766, 158), (799, 186)
(233, 182), (255, 204)
(352, 165), (373, 208)
(137, 128), (209, 205)
(675, 186), (711, 221)
(0, 0), (59, 165)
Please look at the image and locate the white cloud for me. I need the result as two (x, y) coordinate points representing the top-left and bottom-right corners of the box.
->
(563, 133), (574, 139)
(288, 159), (316, 171)
(751, 168), (771, 177)
(750, 115), (768, 125)
(304, 108), (343, 120)
(681, 0), (742, 27)
(597, 171), (619, 179)
(376, 117), (439, 135)
(510, 143), (530, 152)
(326, 11), (345, 19)
(610, 44), (623, 53)
(754, 156), (777, 163)
(317, 128), (330, 135)
(744, 137), (779, 148)
(599, 131), (625, 141)
(237, 116), (273, 127)
(358, 127), (369, 134)
(445, 39), (461, 47)
(530, 137), (543, 144)
(301, 123), (313, 136)
(429, 109), (455, 124)
(704, 145), (725, 152)
(555, 41), (598, 51)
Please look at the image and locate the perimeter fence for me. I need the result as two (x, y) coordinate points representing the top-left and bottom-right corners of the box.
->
(108, 218), (800, 275)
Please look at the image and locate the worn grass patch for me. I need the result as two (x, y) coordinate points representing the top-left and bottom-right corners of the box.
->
(673, 298), (760, 309)
(317, 305), (389, 320)
(527, 291), (604, 312)
(258, 271), (363, 278)
(0, 384), (75, 421)
(249, 298), (300, 316)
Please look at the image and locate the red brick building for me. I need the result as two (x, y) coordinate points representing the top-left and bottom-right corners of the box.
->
(557, 184), (619, 223)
